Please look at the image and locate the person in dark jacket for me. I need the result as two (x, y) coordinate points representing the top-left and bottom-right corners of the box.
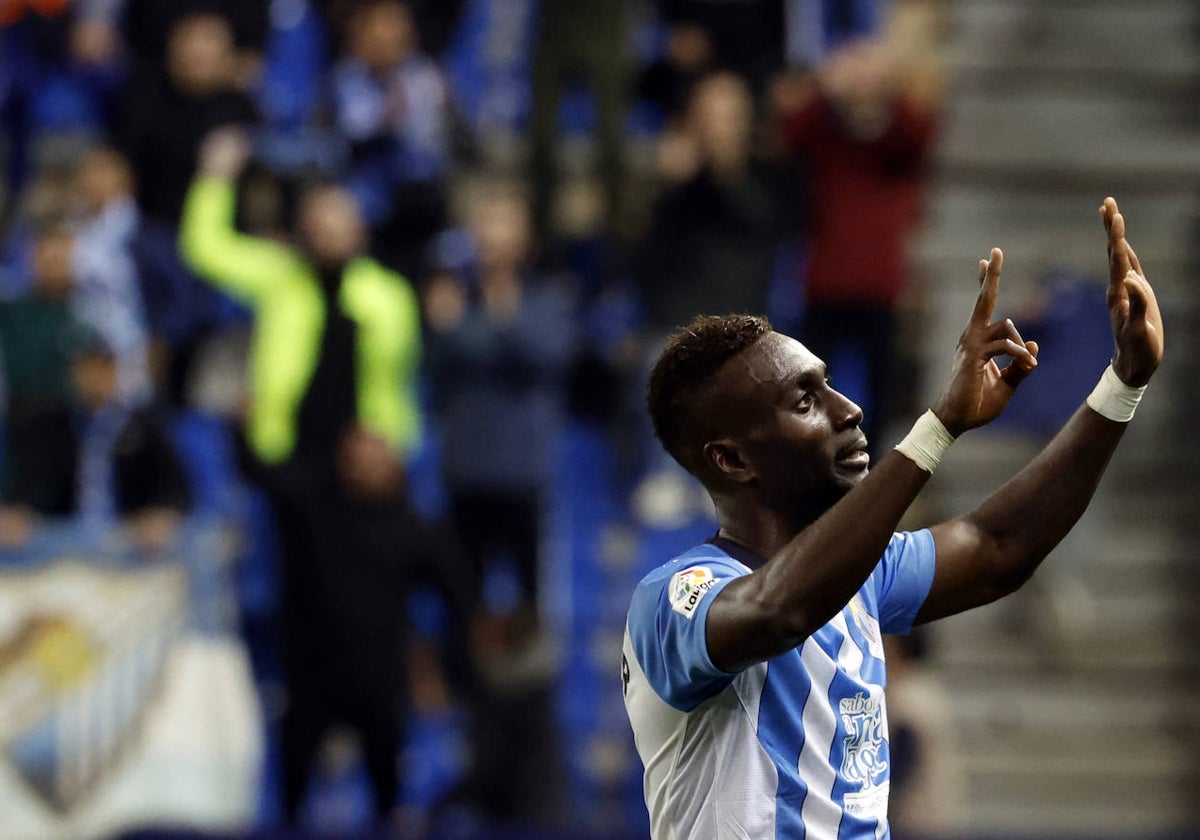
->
(424, 185), (575, 825)
(639, 72), (789, 333)
(117, 10), (259, 402)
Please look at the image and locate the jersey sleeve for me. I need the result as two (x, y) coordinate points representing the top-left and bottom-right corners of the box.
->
(872, 529), (937, 635)
(626, 560), (740, 711)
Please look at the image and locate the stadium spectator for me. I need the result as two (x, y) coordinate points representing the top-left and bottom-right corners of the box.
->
(0, 221), (85, 526)
(639, 71), (789, 332)
(775, 36), (938, 449)
(180, 127), (460, 827)
(424, 184), (575, 825)
(331, 0), (450, 276)
(68, 334), (193, 545)
(118, 0), (270, 89)
(621, 71), (792, 526)
(426, 186), (576, 618)
(117, 10), (258, 401)
(70, 146), (152, 402)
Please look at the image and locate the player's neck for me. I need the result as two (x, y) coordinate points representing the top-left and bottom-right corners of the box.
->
(714, 495), (823, 563)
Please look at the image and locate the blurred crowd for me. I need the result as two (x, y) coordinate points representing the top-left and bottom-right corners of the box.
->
(0, 0), (944, 833)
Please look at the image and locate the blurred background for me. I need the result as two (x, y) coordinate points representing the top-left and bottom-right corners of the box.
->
(0, 0), (1197, 838)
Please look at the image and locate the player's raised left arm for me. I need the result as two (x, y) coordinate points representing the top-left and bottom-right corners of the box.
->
(917, 197), (1165, 624)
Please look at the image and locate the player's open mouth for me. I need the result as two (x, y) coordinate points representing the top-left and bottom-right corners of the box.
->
(837, 450), (870, 468)
(836, 436), (870, 468)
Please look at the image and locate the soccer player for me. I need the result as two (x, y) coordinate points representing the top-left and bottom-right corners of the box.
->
(622, 197), (1163, 838)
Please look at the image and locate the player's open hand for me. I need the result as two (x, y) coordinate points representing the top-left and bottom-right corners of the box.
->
(933, 248), (1039, 437)
(1100, 197), (1163, 387)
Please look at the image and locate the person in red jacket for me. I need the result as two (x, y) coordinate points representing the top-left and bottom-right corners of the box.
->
(776, 37), (937, 451)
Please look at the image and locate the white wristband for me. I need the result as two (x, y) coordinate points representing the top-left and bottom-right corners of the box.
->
(895, 410), (956, 474)
(1086, 364), (1146, 422)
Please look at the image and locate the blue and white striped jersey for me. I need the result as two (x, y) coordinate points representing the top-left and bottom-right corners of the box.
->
(622, 531), (937, 839)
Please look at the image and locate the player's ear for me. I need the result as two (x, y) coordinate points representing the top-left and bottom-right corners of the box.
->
(703, 439), (756, 484)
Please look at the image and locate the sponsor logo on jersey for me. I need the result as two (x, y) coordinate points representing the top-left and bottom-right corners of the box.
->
(669, 566), (721, 619)
(839, 690), (889, 818)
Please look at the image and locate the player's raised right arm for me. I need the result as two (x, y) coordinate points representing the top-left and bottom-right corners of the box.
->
(706, 250), (1038, 672)
(918, 197), (1164, 624)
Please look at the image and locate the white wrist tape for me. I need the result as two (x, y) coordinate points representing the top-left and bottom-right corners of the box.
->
(1086, 364), (1147, 422)
(895, 410), (956, 474)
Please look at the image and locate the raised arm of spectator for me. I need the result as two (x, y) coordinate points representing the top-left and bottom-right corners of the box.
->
(179, 128), (299, 304)
(918, 198), (1165, 623)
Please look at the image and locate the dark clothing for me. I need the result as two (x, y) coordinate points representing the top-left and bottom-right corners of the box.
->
(292, 266), (358, 470)
(659, 0), (787, 93)
(0, 295), (80, 405)
(450, 489), (540, 609)
(258, 458), (473, 822)
(0, 295), (78, 514)
(428, 278), (575, 824)
(1, 401), (193, 517)
(430, 276), (575, 612)
(800, 303), (898, 452)
(639, 164), (788, 330)
(109, 407), (196, 515)
(271, 485), (408, 821)
(0, 297), (186, 518)
(430, 279), (576, 496)
(2, 402), (77, 515)
(117, 77), (257, 225)
(121, 0), (270, 72)
(636, 59), (704, 124)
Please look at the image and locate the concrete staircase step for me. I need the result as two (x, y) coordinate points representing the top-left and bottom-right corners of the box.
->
(944, 0), (1200, 82)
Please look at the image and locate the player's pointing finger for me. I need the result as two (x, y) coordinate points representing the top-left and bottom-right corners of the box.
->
(971, 248), (1003, 327)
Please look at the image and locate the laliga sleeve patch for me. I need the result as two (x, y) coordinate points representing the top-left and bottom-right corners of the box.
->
(669, 566), (722, 619)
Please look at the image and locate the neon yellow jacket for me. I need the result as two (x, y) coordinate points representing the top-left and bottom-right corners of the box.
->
(180, 175), (422, 465)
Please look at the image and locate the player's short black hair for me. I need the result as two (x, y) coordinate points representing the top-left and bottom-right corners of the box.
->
(647, 314), (773, 474)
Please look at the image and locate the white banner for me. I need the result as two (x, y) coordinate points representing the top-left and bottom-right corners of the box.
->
(0, 522), (263, 840)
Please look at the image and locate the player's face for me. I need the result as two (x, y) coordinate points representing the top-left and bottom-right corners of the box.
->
(724, 333), (868, 508)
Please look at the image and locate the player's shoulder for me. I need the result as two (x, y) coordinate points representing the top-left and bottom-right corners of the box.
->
(636, 543), (750, 590)
(629, 543), (749, 622)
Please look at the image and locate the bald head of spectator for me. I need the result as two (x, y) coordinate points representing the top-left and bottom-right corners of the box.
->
(688, 72), (755, 176)
(470, 190), (533, 276)
(298, 185), (368, 269)
(167, 13), (239, 96)
(347, 0), (418, 77)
